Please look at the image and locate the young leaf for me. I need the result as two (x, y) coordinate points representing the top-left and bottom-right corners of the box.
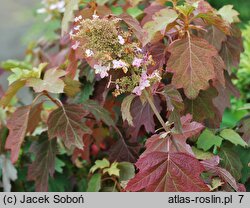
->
(103, 162), (120, 177)
(220, 129), (248, 147)
(0, 80), (26, 107)
(47, 104), (91, 150)
(27, 68), (66, 94)
(126, 152), (209, 192)
(90, 158), (110, 173)
(197, 129), (223, 151)
(218, 5), (240, 24)
(5, 103), (43, 163)
(121, 94), (136, 126)
(27, 135), (57, 192)
(143, 8), (178, 43)
(168, 36), (218, 99)
(87, 173), (101, 192)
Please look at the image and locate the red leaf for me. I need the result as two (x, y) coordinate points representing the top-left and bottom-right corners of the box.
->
(167, 36), (218, 99)
(219, 28), (243, 74)
(109, 138), (141, 163)
(28, 134), (57, 192)
(47, 104), (91, 149)
(172, 114), (204, 140)
(119, 14), (148, 46)
(141, 114), (204, 157)
(201, 156), (241, 191)
(128, 96), (161, 140)
(5, 103), (42, 163)
(126, 152), (209, 192)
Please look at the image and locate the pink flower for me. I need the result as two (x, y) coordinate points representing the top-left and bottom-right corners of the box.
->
(132, 71), (151, 96)
(72, 41), (80, 50)
(132, 86), (142, 96)
(112, 60), (127, 69)
(132, 57), (143, 67)
(118, 35), (125, 45)
(94, 64), (110, 78)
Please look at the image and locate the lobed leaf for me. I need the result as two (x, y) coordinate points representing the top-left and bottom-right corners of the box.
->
(47, 104), (91, 149)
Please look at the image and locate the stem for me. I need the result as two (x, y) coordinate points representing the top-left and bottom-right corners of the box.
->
(143, 90), (180, 152)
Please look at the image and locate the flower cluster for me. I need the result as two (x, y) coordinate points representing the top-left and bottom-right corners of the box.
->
(70, 14), (161, 96)
(37, 0), (65, 21)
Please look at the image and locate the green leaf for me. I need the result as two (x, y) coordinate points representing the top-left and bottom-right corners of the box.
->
(192, 146), (214, 160)
(87, 173), (101, 192)
(233, 146), (250, 183)
(8, 63), (47, 85)
(27, 68), (66, 94)
(103, 162), (120, 177)
(143, 8), (178, 43)
(90, 158), (110, 173)
(219, 145), (243, 181)
(197, 129), (223, 151)
(117, 162), (135, 181)
(127, 7), (143, 18)
(61, 0), (79, 36)
(96, 0), (109, 6)
(0, 80), (26, 107)
(82, 100), (115, 127)
(55, 157), (65, 173)
(220, 129), (248, 147)
(63, 76), (81, 97)
(121, 94), (135, 126)
(208, 177), (224, 191)
(111, 6), (123, 15)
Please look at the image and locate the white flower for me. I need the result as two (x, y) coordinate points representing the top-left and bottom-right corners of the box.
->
(132, 57), (143, 68)
(118, 35), (125, 45)
(112, 60), (127, 69)
(94, 64), (110, 78)
(92, 14), (99, 19)
(72, 41), (80, 50)
(37, 8), (47, 14)
(74, 25), (81, 31)
(49, 1), (65, 12)
(74, 15), (83, 22)
(69, 30), (74, 38)
(85, 49), (94, 57)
